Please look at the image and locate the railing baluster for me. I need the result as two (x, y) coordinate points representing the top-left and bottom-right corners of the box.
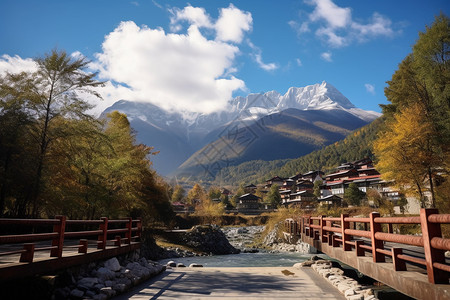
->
(342, 214), (351, 251)
(370, 212), (385, 262)
(50, 215), (66, 258)
(98, 217), (108, 249)
(420, 208), (448, 284)
(20, 243), (35, 262)
(392, 248), (406, 271)
(78, 239), (88, 254)
(126, 217), (132, 244)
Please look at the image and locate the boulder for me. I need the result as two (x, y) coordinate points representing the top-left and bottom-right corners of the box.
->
(105, 257), (121, 272)
(70, 289), (84, 299)
(166, 261), (177, 267)
(183, 225), (240, 255)
(97, 267), (115, 281)
(189, 263), (203, 267)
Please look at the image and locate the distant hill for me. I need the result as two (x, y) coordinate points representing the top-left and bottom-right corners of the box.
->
(211, 117), (384, 186)
(174, 108), (371, 180)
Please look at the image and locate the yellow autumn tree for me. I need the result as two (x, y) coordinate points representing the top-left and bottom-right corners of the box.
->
(374, 103), (441, 207)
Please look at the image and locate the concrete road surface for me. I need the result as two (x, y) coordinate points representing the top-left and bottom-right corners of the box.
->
(114, 267), (346, 300)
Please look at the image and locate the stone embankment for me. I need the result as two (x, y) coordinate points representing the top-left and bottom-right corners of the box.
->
(52, 254), (165, 300)
(295, 256), (378, 300)
(262, 222), (316, 254)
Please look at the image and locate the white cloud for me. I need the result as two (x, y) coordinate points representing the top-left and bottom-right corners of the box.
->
(247, 40), (278, 71)
(170, 5), (213, 31)
(294, 0), (396, 48)
(321, 51), (332, 62)
(296, 58), (302, 66)
(152, 0), (163, 9)
(351, 12), (394, 41)
(131, 1), (139, 7)
(92, 20), (245, 115)
(215, 4), (252, 43)
(0, 54), (38, 74)
(309, 0), (351, 29)
(365, 83), (375, 95)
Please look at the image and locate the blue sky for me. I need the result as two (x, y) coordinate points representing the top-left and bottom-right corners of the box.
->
(0, 0), (448, 115)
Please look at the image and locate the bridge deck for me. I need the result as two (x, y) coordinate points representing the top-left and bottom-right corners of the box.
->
(115, 267), (346, 300)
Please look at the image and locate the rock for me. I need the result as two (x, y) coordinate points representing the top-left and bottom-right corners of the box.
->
(105, 257), (121, 272)
(189, 263), (203, 267)
(183, 225), (240, 255)
(300, 260), (314, 267)
(345, 289), (357, 297)
(347, 294), (364, 300)
(104, 280), (113, 287)
(77, 277), (98, 288)
(85, 290), (96, 298)
(166, 261), (177, 267)
(70, 289), (84, 298)
(293, 262), (304, 269)
(97, 267), (116, 281)
(93, 294), (108, 300)
(337, 283), (352, 293)
(113, 283), (127, 293)
(100, 287), (116, 297)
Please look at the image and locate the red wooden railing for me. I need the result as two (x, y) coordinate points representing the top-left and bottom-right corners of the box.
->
(285, 208), (450, 284)
(0, 216), (142, 263)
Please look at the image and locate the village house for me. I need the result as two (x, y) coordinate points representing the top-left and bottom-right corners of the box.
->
(237, 193), (261, 214)
(265, 176), (285, 188)
(283, 191), (316, 209)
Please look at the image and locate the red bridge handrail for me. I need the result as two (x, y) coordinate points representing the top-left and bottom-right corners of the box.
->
(0, 216), (142, 264)
(284, 208), (450, 284)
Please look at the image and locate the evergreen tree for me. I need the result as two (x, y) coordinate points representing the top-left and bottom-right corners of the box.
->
(344, 183), (365, 206)
(266, 184), (282, 208)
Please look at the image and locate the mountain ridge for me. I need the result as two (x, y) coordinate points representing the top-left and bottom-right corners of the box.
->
(103, 81), (381, 175)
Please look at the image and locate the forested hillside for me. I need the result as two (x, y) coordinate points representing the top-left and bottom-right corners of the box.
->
(213, 117), (383, 186)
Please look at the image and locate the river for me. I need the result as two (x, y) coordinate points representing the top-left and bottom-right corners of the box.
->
(158, 225), (321, 267)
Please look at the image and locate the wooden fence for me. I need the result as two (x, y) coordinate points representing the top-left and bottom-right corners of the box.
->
(0, 216), (142, 267)
(285, 208), (450, 284)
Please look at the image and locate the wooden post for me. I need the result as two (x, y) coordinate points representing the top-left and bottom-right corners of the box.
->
(388, 223), (393, 234)
(328, 231), (333, 246)
(98, 217), (108, 249)
(78, 239), (88, 254)
(319, 216), (324, 242)
(51, 215), (66, 257)
(332, 234), (339, 247)
(370, 212), (385, 262)
(126, 218), (132, 244)
(420, 208), (448, 284)
(341, 214), (351, 251)
(137, 218), (142, 241)
(355, 240), (364, 256)
(114, 236), (121, 246)
(20, 243), (35, 262)
(392, 248), (406, 271)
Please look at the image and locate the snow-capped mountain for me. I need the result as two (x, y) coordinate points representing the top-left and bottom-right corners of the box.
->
(103, 81), (381, 175)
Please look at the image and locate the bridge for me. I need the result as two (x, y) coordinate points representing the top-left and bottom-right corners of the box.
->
(285, 208), (450, 300)
(0, 216), (142, 282)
